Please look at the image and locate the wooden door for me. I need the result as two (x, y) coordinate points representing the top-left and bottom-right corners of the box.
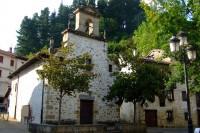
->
(80, 100), (93, 124)
(198, 110), (200, 126)
(196, 93), (200, 107)
(145, 110), (157, 127)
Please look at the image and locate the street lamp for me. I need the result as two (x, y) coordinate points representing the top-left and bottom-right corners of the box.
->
(169, 31), (196, 133)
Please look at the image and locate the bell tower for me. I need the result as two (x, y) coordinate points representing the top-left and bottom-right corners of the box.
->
(73, 6), (100, 37)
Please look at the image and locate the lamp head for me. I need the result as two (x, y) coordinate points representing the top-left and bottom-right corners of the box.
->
(177, 31), (188, 46)
(169, 36), (180, 52)
(187, 45), (196, 61)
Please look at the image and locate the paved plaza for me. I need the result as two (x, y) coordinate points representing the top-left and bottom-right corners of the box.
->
(0, 120), (29, 133)
(0, 120), (194, 133)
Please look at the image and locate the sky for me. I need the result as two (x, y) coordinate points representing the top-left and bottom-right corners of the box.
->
(0, 0), (73, 52)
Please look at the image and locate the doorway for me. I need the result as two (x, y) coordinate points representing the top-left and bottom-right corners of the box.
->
(145, 110), (157, 127)
(80, 100), (93, 124)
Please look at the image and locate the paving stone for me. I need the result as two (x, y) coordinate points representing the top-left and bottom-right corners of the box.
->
(0, 120), (29, 133)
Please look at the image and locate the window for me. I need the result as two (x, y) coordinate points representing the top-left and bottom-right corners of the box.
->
(182, 91), (187, 101)
(184, 112), (188, 120)
(10, 60), (14, 66)
(0, 97), (3, 103)
(85, 19), (94, 35)
(0, 56), (3, 63)
(167, 89), (174, 101)
(166, 110), (173, 122)
(86, 58), (92, 64)
(0, 70), (1, 77)
(109, 64), (112, 72)
(159, 96), (165, 107)
(196, 93), (200, 107)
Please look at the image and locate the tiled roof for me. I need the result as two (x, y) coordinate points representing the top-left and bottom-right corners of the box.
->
(0, 49), (27, 61)
(8, 53), (48, 79)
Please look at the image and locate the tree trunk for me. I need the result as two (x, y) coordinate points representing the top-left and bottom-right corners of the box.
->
(58, 91), (63, 125)
(133, 100), (136, 125)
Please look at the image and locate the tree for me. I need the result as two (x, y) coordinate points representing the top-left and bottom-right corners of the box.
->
(72, 0), (80, 8)
(98, 0), (145, 40)
(54, 4), (72, 47)
(106, 61), (169, 124)
(38, 8), (50, 47)
(16, 0), (144, 56)
(37, 46), (94, 124)
(15, 16), (40, 56)
(87, 0), (96, 6)
(106, 39), (169, 124)
(16, 5), (72, 56)
(134, 0), (200, 91)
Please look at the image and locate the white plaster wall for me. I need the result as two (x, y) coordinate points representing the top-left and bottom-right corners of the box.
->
(8, 76), (18, 119)
(9, 62), (43, 124)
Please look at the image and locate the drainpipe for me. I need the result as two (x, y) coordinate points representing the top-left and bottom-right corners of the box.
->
(40, 79), (44, 124)
(14, 75), (19, 119)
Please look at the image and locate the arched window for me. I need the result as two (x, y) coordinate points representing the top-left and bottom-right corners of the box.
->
(85, 19), (94, 35)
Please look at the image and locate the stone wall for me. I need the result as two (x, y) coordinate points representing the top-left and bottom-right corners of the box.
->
(139, 83), (199, 127)
(75, 10), (100, 36)
(43, 32), (120, 123)
(28, 123), (147, 133)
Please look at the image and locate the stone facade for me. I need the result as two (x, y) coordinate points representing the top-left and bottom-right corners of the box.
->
(121, 83), (199, 127)
(42, 31), (120, 124)
(74, 7), (100, 36)
(120, 49), (200, 127)
(138, 83), (199, 127)
(43, 6), (119, 124)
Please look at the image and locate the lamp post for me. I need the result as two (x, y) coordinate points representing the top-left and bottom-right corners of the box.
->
(169, 31), (196, 133)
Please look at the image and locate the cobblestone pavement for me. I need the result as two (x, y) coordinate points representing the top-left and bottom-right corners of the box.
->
(0, 120), (29, 133)
(147, 128), (188, 133)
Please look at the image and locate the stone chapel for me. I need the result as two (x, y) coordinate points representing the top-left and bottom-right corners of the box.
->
(8, 6), (120, 124)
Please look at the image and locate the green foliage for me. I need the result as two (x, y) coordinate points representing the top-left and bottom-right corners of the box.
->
(108, 38), (136, 66)
(106, 59), (169, 106)
(16, 5), (72, 56)
(134, 0), (200, 92)
(134, 0), (190, 55)
(37, 46), (94, 96)
(166, 62), (183, 88)
(16, 0), (144, 56)
(98, 0), (145, 40)
(106, 51), (169, 123)
(37, 46), (94, 123)
(107, 36), (169, 103)
(15, 16), (40, 56)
